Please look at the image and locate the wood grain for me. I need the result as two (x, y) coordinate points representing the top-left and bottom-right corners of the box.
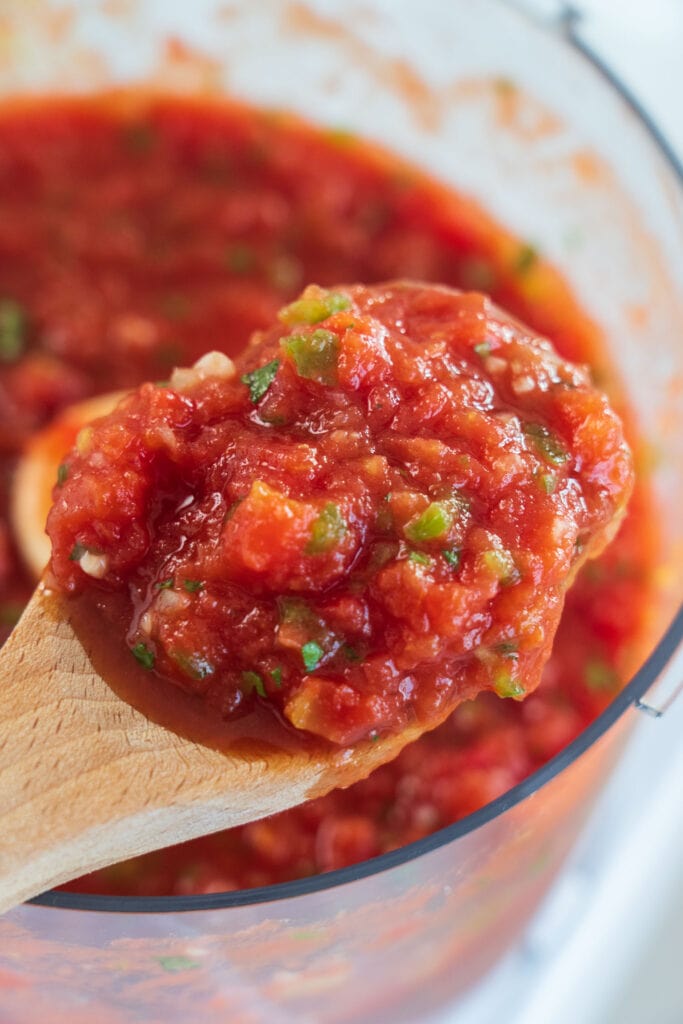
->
(0, 582), (419, 913)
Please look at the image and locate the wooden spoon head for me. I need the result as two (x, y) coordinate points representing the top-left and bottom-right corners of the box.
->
(0, 579), (422, 911)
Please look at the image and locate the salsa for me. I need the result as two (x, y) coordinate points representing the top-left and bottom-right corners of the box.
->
(0, 95), (656, 895)
(47, 282), (633, 746)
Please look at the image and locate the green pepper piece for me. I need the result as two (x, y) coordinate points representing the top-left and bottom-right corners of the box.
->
(306, 503), (347, 554)
(279, 286), (350, 326)
(282, 329), (339, 385)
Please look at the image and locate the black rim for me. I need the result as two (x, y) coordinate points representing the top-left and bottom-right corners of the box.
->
(33, 3), (683, 915)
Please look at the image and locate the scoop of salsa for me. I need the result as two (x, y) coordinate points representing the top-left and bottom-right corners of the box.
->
(47, 282), (633, 745)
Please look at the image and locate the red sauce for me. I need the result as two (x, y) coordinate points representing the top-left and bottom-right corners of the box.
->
(0, 95), (656, 894)
(47, 282), (632, 746)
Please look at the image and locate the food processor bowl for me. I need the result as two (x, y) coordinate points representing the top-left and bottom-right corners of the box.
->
(0, 2), (681, 1021)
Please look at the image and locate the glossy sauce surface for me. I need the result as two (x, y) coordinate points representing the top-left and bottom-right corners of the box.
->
(0, 95), (656, 894)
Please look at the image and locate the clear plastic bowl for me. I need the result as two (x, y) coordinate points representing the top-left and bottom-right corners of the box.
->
(0, 2), (681, 1022)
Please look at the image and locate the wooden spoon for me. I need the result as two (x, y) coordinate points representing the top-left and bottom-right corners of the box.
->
(0, 578), (421, 914)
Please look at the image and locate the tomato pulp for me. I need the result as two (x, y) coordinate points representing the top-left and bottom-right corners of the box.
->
(0, 96), (656, 894)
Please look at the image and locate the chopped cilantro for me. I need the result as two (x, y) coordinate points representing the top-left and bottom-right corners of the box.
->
(524, 423), (569, 466)
(56, 463), (68, 487)
(279, 286), (350, 326)
(69, 542), (87, 562)
(182, 579), (204, 593)
(302, 641), (324, 673)
(155, 577), (174, 590)
(270, 666), (283, 687)
(442, 548), (461, 569)
(131, 643), (155, 670)
(282, 328), (339, 385)
(0, 299), (26, 362)
(242, 670), (267, 698)
(495, 640), (519, 658)
(241, 359), (280, 404)
(306, 503), (347, 554)
(342, 644), (361, 662)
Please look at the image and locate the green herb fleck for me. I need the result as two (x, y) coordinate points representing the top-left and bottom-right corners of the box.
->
(242, 670), (267, 698)
(302, 641), (324, 673)
(408, 550), (432, 566)
(306, 503), (347, 554)
(0, 299), (26, 362)
(69, 542), (88, 562)
(270, 666), (283, 687)
(282, 328), (339, 385)
(155, 577), (174, 590)
(524, 423), (569, 466)
(225, 243), (256, 274)
(183, 579), (204, 593)
(279, 286), (350, 326)
(241, 359), (280, 404)
(56, 463), (68, 487)
(514, 243), (538, 274)
(442, 548), (461, 569)
(342, 645), (361, 662)
(132, 643), (155, 671)
(495, 640), (519, 658)
(157, 956), (200, 973)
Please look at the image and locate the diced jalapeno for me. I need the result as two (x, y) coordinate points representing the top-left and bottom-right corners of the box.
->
(306, 503), (347, 554)
(282, 329), (339, 385)
(524, 423), (569, 466)
(241, 359), (280, 404)
(0, 299), (26, 363)
(302, 641), (324, 672)
(408, 550), (432, 566)
(131, 642), (155, 670)
(481, 547), (519, 585)
(493, 670), (525, 699)
(270, 666), (283, 687)
(279, 285), (350, 326)
(241, 670), (267, 698)
(405, 501), (452, 543)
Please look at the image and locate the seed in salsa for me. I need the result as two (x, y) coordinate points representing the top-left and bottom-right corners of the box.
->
(46, 281), (633, 746)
